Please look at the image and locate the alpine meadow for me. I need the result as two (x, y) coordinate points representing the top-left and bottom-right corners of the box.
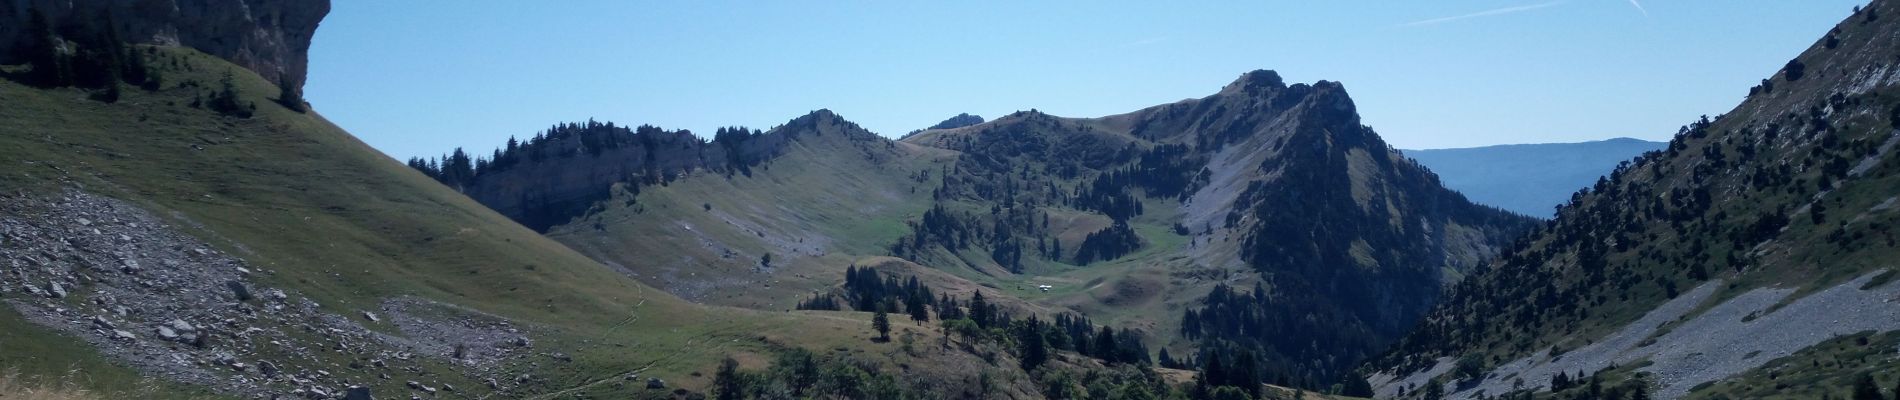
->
(3, 1), (1899, 400)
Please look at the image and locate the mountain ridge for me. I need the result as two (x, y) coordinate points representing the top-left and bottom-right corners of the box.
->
(1369, 1), (1900, 398)
(1403, 137), (1669, 217)
(419, 68), (1534, 389)
(0, 23), (1033, 400)
(0, 0), (329, 88)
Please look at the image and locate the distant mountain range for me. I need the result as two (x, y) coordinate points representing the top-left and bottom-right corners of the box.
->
(1372, 2), (1900, 399)
(7, 0), (1899, 398)
(417, 69), (1535, 389)
(1404, 138), (1667, 217)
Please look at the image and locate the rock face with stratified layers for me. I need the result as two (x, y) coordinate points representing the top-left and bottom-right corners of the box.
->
(0, 0), (329, 88)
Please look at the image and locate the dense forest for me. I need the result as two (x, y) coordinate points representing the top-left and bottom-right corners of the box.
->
(404, 121), (735, 190)
(402, 120), (787, 231)
(1180, 283), (1378, 393)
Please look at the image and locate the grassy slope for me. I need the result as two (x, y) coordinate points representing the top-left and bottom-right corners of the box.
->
(890, 119), (1207, 359)
(1681, 330), (1899, 400)
(0, 47), (966, 398)
(544, 126), (954, 308)
(1372, 1), (1900, 396)
(539, 106), (1224, 362)
(0, 306), (215, 399)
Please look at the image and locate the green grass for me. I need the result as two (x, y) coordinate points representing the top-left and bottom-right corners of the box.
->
(0, 306), (219, 399)
(0, 47), (970, 397)
(541, 130), (949, 308)
(1682, 331), (1900, 400)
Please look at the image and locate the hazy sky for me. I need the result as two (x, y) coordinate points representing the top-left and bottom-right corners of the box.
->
(307, 1), (1866, 160)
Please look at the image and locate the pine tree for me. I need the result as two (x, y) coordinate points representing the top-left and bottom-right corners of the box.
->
(1093, 326), (1117, 362)
(1198, 353), (1226, 396)
(1422, 381), (1444, 400)
(1208, 386), (1253, 400)
(123, 45), (154, 89)
(1341, 371), (1375, 397)
(94, 76), (122, 103)
(276, 77), (306, 112)
(84, 14), (125, 103)
(210, 71), (251, 117)
(1852, 373), (1884, 400)
(970, 291), (991, 328)
(872, 307), (891, 342)
(23, 7), (69, 87)
(91, 11), (126, 89)
(1018, 324), (1047, 371)
(713, 357), (744, 400)
(906, 290), (929, 323)
(1232, 351), (1262, 399)
(1115, 383), (1157, 400)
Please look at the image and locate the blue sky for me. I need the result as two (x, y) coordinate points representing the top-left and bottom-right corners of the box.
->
(307, 1), (1866, 160)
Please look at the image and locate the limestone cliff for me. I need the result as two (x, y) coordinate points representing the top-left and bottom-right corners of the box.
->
(0, 0), (329, 88)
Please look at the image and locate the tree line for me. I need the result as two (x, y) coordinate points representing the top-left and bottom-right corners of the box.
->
(9, 5), (312, 116)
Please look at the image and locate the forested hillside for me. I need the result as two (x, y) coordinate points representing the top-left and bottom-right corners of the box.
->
(1370, 2), (1900, 399)
(0, 5), (1040, 398)
(418, 69), (1534, 394)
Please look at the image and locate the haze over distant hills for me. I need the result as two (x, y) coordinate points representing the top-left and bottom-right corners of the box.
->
(1373, 2), (1900, 398)
(5, 0), (1900, 399)
(1404, 138), (1667, 217)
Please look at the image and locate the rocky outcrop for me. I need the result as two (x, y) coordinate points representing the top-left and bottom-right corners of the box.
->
(895, 70), (1536, 384)
(1371, 1), (1900, 397)
(0, 0), (329, 88)
(0, 191), (529, 398)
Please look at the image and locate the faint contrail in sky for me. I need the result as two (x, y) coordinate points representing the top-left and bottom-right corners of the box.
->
(1396, 1), (1566, 28)
(1627, 0), (1650, 17)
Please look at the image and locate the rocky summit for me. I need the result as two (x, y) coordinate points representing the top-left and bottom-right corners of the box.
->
(0, 0), (329, 88)
(4, 1), (1899, 399)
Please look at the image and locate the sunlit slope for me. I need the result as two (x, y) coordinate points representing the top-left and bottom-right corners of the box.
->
(1371, 2), (1900, 398)
(541, 112), (955, 307)
(0, 47), (978, 398)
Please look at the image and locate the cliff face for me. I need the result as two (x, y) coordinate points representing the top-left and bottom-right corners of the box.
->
(894, 71), (1536, 385)
(0, 0), (329, 88)
(1372, 1), (1900, 398)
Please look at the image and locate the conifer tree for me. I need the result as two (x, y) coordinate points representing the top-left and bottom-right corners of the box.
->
(24, 7), (69, 87)
(713, 357), (743, 400)
(1093, 326), (1117, 362)
(123, 46), (147, 85)
(906, 290), (929, 323)
(1422, 381), (1444, 400)
(872, 307), (891, 341)
(1018, 324), (1047, 371)
(1852, 373), (1884, 400)
(210, 71), (251, 117)
(276, 77), (306, 112)
(970, 291), (991, 328)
